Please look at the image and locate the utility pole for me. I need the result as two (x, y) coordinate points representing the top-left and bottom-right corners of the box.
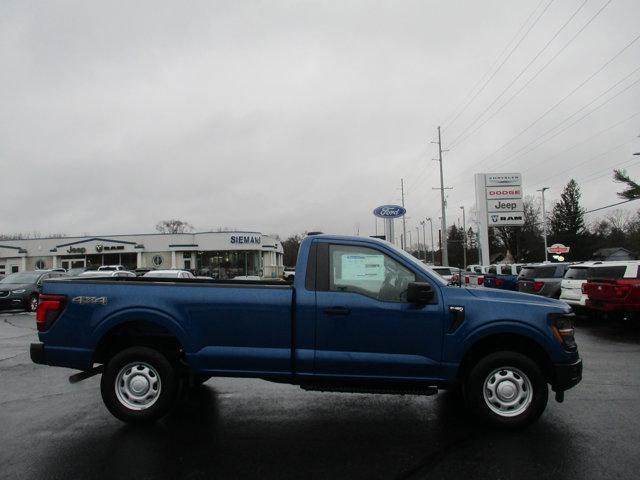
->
(538, 187), (550, 262)
(426, 217), (435, 264)
(421, 220), (428, 262)
(460, 206), (467, 269)
(432, 127), (450, 266)
(400, 178), (407, 250)
(416, 225), (421, 259)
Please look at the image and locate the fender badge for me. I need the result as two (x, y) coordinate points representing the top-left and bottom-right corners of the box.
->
(72, 296), (108, 305)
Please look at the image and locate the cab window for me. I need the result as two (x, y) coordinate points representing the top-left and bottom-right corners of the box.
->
(329, 245), (415, 302)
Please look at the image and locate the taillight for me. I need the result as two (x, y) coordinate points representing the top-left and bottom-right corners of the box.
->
(36, 294), (66, 332)
(478, 276), (484, 285)
(495, 278), (504, 287)
(533, 281), (544, 292)
(614, 285), (631, 298)
(465, 276), (470, 284)
(550, 313), (577, 351)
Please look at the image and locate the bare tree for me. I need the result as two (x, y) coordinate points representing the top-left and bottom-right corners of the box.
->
(155, 219), (194, 234)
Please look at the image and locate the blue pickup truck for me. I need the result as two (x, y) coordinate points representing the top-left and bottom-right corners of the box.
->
(483, 264), (524, 291)
(31, 235), (581, 429)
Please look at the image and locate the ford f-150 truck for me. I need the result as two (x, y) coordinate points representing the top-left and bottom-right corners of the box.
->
(30, 235), (581, 429)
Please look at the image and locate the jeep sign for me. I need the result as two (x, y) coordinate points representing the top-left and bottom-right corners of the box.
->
(487, 199), (524, 213)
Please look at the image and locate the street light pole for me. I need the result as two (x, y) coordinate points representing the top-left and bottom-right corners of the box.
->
(538, 187), (550, 262)
(426, 217), (435, 264)
(420, 221), (427, 262)
(416, 225), (421, 259)
(460, 206), (467, 269)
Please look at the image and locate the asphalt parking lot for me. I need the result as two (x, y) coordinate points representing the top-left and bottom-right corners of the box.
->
(1, 311), (639, 480)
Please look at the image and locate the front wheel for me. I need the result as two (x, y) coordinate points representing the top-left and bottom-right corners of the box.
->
(465, 351), (548, 429)
(100, 346), (181, 423)
(26, 294), (38, 312)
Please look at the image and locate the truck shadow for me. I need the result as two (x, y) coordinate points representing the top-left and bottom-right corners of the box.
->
(34, 383), (579, 480)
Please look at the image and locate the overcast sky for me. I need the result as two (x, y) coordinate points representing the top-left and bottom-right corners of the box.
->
(1, 0), (639, 240)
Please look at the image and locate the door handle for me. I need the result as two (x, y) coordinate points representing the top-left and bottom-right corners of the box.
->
(323, 307), (351, 316)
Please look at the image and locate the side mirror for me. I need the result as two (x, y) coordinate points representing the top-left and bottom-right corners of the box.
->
(407, 282), (435, 304)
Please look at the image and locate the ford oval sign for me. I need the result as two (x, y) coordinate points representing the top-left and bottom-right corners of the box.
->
(373, 205), (406, 218)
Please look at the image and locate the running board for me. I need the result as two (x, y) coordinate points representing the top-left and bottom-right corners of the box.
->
(300, 383), (438, 396)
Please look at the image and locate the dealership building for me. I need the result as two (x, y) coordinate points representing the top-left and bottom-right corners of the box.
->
(0, 231), (284, 279)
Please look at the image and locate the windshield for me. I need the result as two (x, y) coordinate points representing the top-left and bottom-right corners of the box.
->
(564, 267), (590, 280)
(381, 240), (448, 286)
(0, 272), (42, 284)
(518, 265), (558, 279)
(588, 265), (627, 279)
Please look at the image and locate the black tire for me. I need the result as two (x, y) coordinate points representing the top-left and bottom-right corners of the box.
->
(465, 351), (548, 429)
(26, 294), (38, 313)
(100, 346), (181, 423)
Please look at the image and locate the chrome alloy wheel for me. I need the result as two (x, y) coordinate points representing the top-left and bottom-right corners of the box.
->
(29, 296), (38, 312)
(483, 367), (533, 417)
(115, 362), (162, 410)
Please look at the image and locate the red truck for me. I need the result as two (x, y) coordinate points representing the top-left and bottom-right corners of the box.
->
(583, 262), (640, 320)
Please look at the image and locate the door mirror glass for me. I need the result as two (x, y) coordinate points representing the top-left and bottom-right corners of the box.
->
(406, 282), (435, 304)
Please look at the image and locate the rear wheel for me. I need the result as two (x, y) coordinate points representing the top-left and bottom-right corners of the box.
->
(100, 346), (181, 423)
(465, 351), (548, 429)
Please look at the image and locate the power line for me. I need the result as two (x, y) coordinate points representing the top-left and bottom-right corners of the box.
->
(490, 75), (640, 171)
(449, 0), (614, 150)
(448, 0), (588, 147)
(441, 0), (548, 131)
(472, 38), (640, 168)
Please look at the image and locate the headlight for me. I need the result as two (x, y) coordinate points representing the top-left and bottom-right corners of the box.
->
(549, 313), (577, 352)
(11, 289), (26, 294)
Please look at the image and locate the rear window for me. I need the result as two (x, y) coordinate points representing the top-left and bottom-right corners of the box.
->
(518, 266), (558, 279)
(487, 266), (497, 274)
(588, 265), (627, 279)
(433, 267), (452, 276)
(564, 267), (590, 280)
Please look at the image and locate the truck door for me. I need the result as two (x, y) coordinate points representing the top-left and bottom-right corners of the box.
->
(313, 242), (444, 380)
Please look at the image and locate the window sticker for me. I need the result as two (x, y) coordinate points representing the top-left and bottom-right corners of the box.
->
(341, 254), (384, 281)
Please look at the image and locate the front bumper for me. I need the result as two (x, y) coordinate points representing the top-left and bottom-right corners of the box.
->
(0, 296), (27, 309)
(553, 358), (582, 391)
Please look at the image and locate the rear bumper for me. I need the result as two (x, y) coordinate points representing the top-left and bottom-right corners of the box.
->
(30, 343), (45, 364)
(30, 342), (94, 370)
(553, 358), (582, 392)
(586, 300), (640, 312)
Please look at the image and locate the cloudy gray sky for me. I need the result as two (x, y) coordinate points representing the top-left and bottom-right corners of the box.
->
(1, 0), (639, 240)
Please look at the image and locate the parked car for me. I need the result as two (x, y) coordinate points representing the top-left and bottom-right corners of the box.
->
(429, 266), (456, 283)
(464, 265), (490, 288)
(79, 270), (136, 278)
(283, 267), (295, 280)
(31, 234), (581, 429)
(0, 270), (67, 312)
(97, 265), (126, 272)
(133, 268), (153, 277)
(66, 267), (88, 277)
(583, 262), (640, 320)
(518, 263), (571, 298)
(559, 262), (604, 308)
(484, 264), (525, 291)
(143, 270), (195, 279)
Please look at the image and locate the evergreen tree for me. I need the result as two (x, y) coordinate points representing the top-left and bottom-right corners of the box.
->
(549, 179), (586, 259)
(613, 169), (640, 200)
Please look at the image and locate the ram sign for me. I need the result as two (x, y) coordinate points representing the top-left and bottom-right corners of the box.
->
(482, 173), (524, 226)
(474, 172), (525, 264)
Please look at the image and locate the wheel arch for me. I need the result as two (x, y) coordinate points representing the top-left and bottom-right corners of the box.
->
(92, 309), (190, 365)
(458, 332), (555, 385)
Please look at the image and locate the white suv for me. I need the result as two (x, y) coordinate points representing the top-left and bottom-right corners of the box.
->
(560, 262), (603, 307)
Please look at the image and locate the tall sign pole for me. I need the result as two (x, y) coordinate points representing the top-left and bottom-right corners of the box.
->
(400, 178), (407, 250)
(538, 187), (550, 262)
